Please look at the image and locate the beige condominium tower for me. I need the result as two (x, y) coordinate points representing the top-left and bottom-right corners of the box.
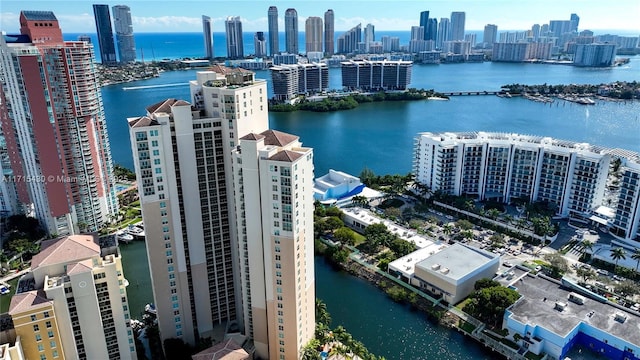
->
(129, 65), (314, 359)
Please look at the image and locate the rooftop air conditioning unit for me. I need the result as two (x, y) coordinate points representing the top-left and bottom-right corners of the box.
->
(431, 264), (441, 270)
(440, 268), (450, 274)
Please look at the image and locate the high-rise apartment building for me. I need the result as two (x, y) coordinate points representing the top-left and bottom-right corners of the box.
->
(225, 16), (244, 59)
(426, 18), (438, 42)
(0, 11), (118, 235)
(232, 129), (315, 360)
(8, 234), (136, 359)
(413, 132), (617, 221)
(324, 9), (335, 56)
(270, 63), (329, 101)
(437, 18), (451, 49)
(364, 24), (375, 51)
(337, 24), (361, 54)
(128, 66), (268, 345)
(92, 4), (117, 64)
(419, 11), (430, 39)
(268, 6), (279, 56)
(573, 43), (617, 67)
(285, 8), (299, 54)
(484, 24), (498, 47)
(112, 5), (136, 63)
(381, 35), (400, 52)
(450, 12), (466, 41)
(341, 60), (412, 91)
(570, 13), (580, 32)
(531, 24), (541, 41)
(254, 31), (267, 57)
(305, 17), (323, 53)
(202, 15), (214, 59)
(411, 26), (425, 41)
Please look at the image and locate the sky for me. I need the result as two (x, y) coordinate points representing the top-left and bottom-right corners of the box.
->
(1, 0), (639, 34)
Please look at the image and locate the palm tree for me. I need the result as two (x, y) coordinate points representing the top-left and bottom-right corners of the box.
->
(580, 240), (594, 257)
(315, 299), (331, 327)
(442, 223), (453, 236)
(351, 195), (368, 208)
(610, 247), (627, 270)
(631, 248), (640, 273)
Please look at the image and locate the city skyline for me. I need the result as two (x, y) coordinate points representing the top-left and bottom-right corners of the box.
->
(1, 1), (639, 34)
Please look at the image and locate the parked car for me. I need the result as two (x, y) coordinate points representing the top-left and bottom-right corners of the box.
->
(0, 286), (10, 295)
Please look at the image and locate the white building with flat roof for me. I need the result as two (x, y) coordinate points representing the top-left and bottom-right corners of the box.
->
(313, 169), (364, 201)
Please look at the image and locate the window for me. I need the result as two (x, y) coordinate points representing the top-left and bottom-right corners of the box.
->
(46, 321), (51, 328)
(36, 334), (42, 341)
(48, 330), (54, 338)
(31, 315), (37, 321)
(53, 350), (59, 358)
(40, 354), (46, 360)
(33, 324), (39, 332)
(50, 340), (56, 348)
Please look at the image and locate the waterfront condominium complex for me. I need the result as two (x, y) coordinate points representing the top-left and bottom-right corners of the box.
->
(202, 15), (213, 59)
(337, 24), (361, 54)
(254, 31), (267, 57)
(324, 9), (334, 56)
(284, 8), (299, 54)
(341, 60), (412, 91)
(268, 6), (279, 55)
(112, 5), (136, 63)
(305, 16), (323, 53)
(450, 12), (466, 41)
(225, 16), (244, 59)
(436, 17), (451, 49)
(92, 4), (117, 64)
(413, 132), (640, 242)
(8, 234), (136, 359)
(573, 43), (617, 67)
(129, 65), (315, 358)
(364, 24), (375, 50)
(232, 130), (315, 360)
(0, 11), (118, 235)
(270, 63), (329, 101)
(419, 11), (429, 37)
(127, 65), (242, 338)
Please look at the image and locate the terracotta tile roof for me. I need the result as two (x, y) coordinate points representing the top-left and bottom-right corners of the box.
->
(128, 116), (159, 128)
(8, 290), (53, 315)
(31, 234), (100, 269)
(145, 98), (190, 115)
(191, 339), (250, 360)
(269, 150), (304, 162)
(239, 133), (265, 141)
(209, 64), (253, 75)
(66, 259), (94, 276)
(260, 129), (299, 147)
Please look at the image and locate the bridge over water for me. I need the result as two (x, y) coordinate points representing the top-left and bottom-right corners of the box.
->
(441, 91), (500, 96)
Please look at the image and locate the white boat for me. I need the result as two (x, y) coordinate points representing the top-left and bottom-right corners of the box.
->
(116, 231), (134, 244)
(144, 303), (157, 315)
(126, 225), (146, 238)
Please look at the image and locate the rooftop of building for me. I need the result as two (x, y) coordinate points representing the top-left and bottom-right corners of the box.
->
(260, 129), (299, 147)
(268, 149), (304, 162)
(8, 289), (53, 315)
(31, 234), (100, 269)
(128, 115), (159, 128)
(507, 275), (640, 346)
(146, 98), (189, 115)
(21, 10), (57, 21)
(415, 243), (499, 281)
(342, 207), (438, 249)
(388, 242), (450, 279)
(341, 59), (413, 65)
(191, 338), (250, 360)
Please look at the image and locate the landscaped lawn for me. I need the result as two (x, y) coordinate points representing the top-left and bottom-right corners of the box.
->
(459, 320), (476, 334)
(1, 276), (22, 313)
(352, 232), (366, 246)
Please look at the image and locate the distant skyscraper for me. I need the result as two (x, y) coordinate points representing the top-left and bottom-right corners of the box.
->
(337, 23), (361, 54)
(225, 16), (244, 59)
(364, 23), (375, 50)
(1, 11), (118, 234)
(202, 15), (213, 59)
(78, 34), (91, 43)
(305, 17), (323, 53)
(426, 18), (438, 41)
(268, 6), (279, 55)
(484, 24), (498, 47)
(254, 31), (267, 57)
(549, 20), (572, 38)
(450, 12), (466, 41)
(285, 8), (299, 54)
(411, 26), (425, 41)
(570, 13), (580, 32)
(324, 9), (335, 56)
(437, 17), (451, 49)
(419, 10), (430, 39)
(531, 24), (540, 41)
(112, 5), (136, 62)
(92, 4), (117, 64)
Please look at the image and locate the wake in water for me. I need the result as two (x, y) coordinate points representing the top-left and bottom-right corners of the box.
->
(123, 83), (188, 90)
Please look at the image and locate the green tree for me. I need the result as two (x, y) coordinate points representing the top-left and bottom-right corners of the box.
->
(543, 252), (569, 278)
(576, 267), (596, 282)
(631, 248), (640, 272)
(325, 216), (345, 232)
(334, 227), (357, 246)
(455, 219), (473, 231)
(364, 223), (395, 251)
(442, 223), (454, 236)
(315, 299), (331, 327)
(360, 167), (376, 187)
(474, 278), (501, 291)
(464, 286), (520, 326)
(611, 247), (627, 270)
(325, 206), (344, 218)
(384, 207), (402, 220)
(580, 240), (594, 256)
(326, 246), (350, 265)
(351, 195), (369, 208)
(301, 339), (322, 360)
(389, 238), (416, 257)
(6, 238), (37, 265)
